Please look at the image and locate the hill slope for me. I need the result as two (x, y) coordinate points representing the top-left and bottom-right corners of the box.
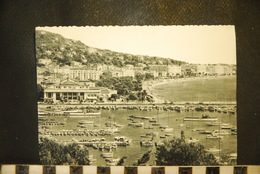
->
(35, 30), (187, 67)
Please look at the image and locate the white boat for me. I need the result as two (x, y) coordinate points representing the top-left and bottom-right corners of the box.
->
(161, 128), (174, 132)
(152, 123), (161, 126)
(160, 125), (168, 129)
(206, 147), (221, 153)
(68, 112), (101, 117)
(128, 122), (144, 127)
(79, 120), (94, 124)
(107, 158), (120, 163)
(165, 133), (173, 136)
(206, 122), (230, 126)
(199, 130), (212, 134)
(144, 127), (154, 129)
(101, 152), (113, 158)
(206, 135), (223, 139)
(63, 110), (82, 113)
(184, 115), (218, 122)
(212, 130), (229, 136)
(140, 140), (153, 147)
(221, 125), (232, 129)
(106, 162), (117, 166)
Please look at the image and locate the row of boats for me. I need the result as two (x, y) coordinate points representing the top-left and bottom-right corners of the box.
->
(38, 104), (236, 115)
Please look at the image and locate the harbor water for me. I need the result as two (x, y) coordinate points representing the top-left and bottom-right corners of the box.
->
(39, 108), (237, 165)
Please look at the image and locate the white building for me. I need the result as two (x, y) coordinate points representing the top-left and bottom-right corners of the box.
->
(167, 65), (182, 76)
(69, 68), (102, 80)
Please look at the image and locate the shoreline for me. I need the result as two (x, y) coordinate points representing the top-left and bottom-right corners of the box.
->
(142, 75), (236, 103)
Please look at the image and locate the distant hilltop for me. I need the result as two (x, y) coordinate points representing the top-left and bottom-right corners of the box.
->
(35, 30), (187, 68)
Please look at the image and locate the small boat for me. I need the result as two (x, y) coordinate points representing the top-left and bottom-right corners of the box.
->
(162, 128), (174, 132)
(114, 123), (124, 128)
(212, 130), (229, 135)
(206, 122), (229, 126)
(192, 128), (205, 132)
(206, 135), (223, 139)
(140, 135), (153, 138)
(186, 137), (199, 143)
(128, 122), (144, 127)
(107, 158), (120, 163)
(221, 125), (232, 129)
(106, 162), (117, 166)
(184, 115), (218, 122)
(206, 147), (221, 153)
(79, 120), (94, 124)
(160, 135), (166, 138)
(160, 125), (168, 129)
(144, 127), (154, 129)
(199, 130), (212, 134)
(140, 140), (153, 147)
(165, 133), (173, 136)
(152, 123), (161, 126)
(101, 152), (113, 158)
(68, 112), (101, 117)
(149, 120), (157, 123)
(229, 153), (237, 159)
(141, 117), (150, 120)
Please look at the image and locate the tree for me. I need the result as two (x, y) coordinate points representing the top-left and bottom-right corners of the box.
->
(39, 138), (90, 165)
(110, 94), (118, 101)
(117, 156), (127, 166)
(155, 138), (218, 166)
(133, 150), (152, 166)
(128, 93), (138, 101)
(37, 84), (44, 101)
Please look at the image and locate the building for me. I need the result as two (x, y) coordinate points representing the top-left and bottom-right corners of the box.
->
(167, 65), (182, 76)
(196, 64), (207, 75)
(43, 79), (116, 103)
(181, 64), (196, 76)
(69, 68), (102, 80)
(44, 79), (101, 103)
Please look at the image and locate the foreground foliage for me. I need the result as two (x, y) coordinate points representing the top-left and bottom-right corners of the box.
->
(39, 138), (90, 165)
(156, 138), (218, 166)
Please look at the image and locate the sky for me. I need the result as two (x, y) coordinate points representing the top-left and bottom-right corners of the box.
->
(36, 26), (236, 64)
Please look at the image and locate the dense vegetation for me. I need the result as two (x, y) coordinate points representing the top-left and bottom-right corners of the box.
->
(36, 30), (186, 67)
(133, 150), (152, 166)
(39, 138), (90, 165)
(155, 138), (218, 166)
(96, 76), (142, 95)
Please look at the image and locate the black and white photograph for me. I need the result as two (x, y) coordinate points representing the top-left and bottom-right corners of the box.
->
(36, 26), (237, 166)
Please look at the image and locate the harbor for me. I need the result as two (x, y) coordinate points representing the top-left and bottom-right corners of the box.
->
(38, 103), (237, 165)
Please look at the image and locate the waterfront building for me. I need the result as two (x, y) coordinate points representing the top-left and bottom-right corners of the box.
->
(43, 79), (116, 103)
(214, 65), (225, 75)
(111, 67), (135, 78)
(44, 79), (101, 103)
(181, 64), (196, 76)
(167, 65), (182, 76)
(196, 64), (207, 75)
(69, 68), (102, 80)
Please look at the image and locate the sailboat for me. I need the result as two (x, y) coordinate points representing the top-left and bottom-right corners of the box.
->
(186, 111), (199, 143)
(152, 109), (161, 126)
(161, 110), (173, 132)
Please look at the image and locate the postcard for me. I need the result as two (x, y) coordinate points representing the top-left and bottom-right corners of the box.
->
(36, 26), (236, 166)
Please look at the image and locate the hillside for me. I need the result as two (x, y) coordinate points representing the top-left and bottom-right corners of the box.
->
(35, 30), (187, 67)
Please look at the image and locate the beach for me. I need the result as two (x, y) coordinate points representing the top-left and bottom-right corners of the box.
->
(143, 76), (236, 103)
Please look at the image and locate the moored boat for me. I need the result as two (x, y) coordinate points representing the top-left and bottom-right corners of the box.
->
(206, 135), (223, 139)
(205, 147), (221, 153)
(184, 114), (218, 122)
(161, 128), (174, 132)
